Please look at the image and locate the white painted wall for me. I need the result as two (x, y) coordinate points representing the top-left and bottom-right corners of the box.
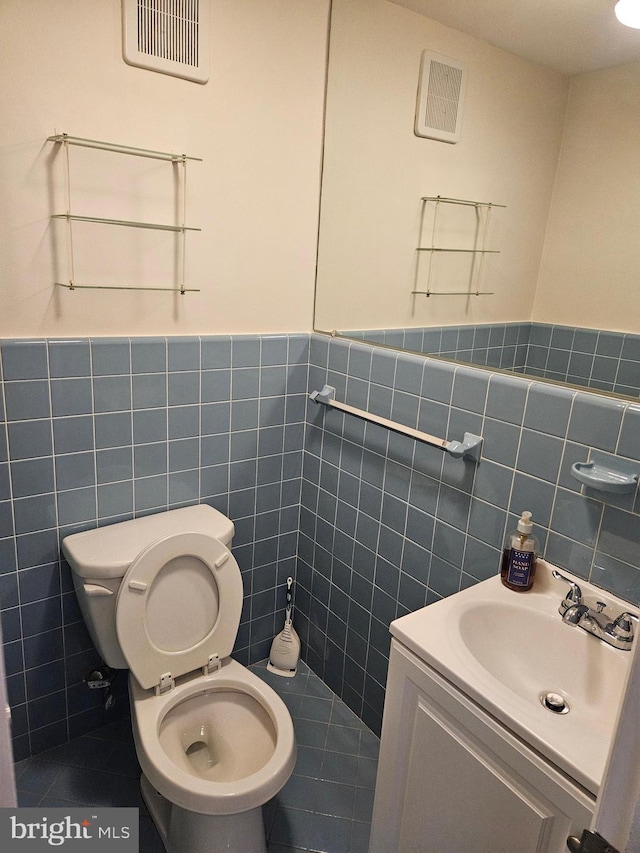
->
(0, 0), (329, 337)
(314, 0), (568, 333)
(533, 62), (640, 334)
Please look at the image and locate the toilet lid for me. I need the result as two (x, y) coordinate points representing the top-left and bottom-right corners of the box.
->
(115, 532), (243, 691)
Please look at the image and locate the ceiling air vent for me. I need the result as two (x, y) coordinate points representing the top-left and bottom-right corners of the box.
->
(414, 51), (467, 143)
(122, 0), (210, 84)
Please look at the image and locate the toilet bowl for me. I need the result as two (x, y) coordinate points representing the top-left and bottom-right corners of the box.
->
(131, 658), (295, 815)
(62, 505), (296, 853)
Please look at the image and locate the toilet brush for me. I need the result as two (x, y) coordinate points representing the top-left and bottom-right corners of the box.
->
(267, 577), (300, 676)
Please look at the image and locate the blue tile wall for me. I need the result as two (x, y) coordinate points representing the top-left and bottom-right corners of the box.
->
(346, 323), (640, 398)
(297, 334), (640, 734)
(3, 329), (640, 764)
(0, 335), (308, 760)
(526, 324), (640, 397)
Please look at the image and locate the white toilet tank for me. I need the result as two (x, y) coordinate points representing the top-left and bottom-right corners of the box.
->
(62, 505), (235, 670)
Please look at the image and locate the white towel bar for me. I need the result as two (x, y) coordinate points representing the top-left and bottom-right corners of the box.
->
(309, 385), (482, 462)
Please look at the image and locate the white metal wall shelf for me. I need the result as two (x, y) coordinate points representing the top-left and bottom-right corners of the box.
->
(47, 133), (202, 294)
(413, 195), (505, 298)
(51, 214), (201, 233)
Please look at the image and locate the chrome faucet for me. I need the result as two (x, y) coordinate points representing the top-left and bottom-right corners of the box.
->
(562, 602), (590, 625)
(552, 570), (638, 650)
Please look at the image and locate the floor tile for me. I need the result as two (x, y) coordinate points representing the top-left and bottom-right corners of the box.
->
(293, 745), (325, 779)
(298, 695), (333, 722)
(14, 758), (64, 798)
(13, 660), (379, 853)
(324, 725), (361, 755)
(314, 780), (356, 819)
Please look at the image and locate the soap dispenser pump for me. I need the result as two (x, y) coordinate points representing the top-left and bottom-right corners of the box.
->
(501, 511), (539, 591)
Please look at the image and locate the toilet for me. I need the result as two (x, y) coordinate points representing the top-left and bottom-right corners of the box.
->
(62, 504), (296, 853)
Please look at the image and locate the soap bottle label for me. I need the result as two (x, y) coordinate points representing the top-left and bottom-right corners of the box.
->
(506, 548), (535, 587)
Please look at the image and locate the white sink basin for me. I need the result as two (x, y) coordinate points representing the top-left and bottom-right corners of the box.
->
(390, 559), (633, 795)
(458, 599), (626, 739)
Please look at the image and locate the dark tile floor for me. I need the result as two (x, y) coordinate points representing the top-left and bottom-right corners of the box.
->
(13, 660), (379, 853)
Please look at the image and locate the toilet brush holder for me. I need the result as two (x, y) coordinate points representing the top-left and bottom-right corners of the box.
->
(267, 577), (300, 676)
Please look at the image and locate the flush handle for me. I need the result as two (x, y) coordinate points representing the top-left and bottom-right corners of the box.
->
(83, 583), (113, 597)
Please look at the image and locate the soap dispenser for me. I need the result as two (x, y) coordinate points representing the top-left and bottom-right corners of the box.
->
(500, 511), (539, 592)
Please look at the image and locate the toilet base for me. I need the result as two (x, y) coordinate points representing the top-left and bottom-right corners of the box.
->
(140, 773), (268, 853)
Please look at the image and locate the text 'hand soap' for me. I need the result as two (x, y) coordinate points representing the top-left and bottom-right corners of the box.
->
(500, 511), (539, 591)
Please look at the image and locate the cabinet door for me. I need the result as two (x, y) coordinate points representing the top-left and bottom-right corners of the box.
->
(370, 641), (594, 853)
(399, 693), (554, 852)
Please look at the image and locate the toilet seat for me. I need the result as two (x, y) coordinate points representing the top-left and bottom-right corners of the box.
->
(115, 532), (243, 692)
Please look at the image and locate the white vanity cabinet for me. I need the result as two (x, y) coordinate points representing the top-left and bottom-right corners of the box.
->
(370, 639), (595, 853)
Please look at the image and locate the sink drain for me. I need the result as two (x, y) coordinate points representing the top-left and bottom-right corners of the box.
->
(540, 692), (569, 714)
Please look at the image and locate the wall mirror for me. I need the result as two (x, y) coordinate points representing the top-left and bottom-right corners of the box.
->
(314, 0), (640, 400)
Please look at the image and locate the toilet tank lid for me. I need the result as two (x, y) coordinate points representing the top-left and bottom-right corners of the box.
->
(62, 505), (235, 580)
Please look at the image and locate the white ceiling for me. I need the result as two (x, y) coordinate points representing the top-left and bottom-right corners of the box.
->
(390, 0), (640, 76)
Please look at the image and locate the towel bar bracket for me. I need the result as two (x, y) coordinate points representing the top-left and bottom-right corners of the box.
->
(309, 385), (337, 406)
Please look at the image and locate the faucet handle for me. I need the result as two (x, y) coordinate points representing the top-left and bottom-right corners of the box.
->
(551, 570), (583, 606)
(609, 611), (638, 643)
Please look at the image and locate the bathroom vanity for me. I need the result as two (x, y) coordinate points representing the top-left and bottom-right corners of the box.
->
(369, 561), (633, 853)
